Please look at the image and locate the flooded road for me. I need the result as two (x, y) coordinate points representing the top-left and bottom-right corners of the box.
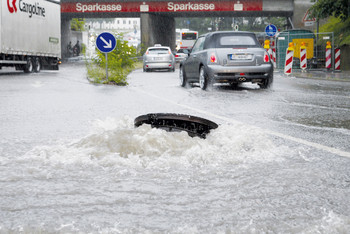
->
(1, 63), (349, 233)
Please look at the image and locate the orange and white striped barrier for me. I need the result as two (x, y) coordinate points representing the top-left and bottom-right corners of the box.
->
(335, 48), (341, 71)
(271, 40), (276, 68)
(264, 40), (272, 58)
(325, 41), (332, 70)
(300, 42), (307, 70)
(284, 42), (294, 75)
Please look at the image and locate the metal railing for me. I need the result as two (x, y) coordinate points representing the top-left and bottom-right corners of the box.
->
(273, 32), (335, 71)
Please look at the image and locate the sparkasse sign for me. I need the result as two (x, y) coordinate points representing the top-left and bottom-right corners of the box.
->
(167, 2), (215, 12)
(61, 0), (263, 13)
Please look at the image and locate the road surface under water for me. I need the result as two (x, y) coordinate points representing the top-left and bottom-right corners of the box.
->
(0, 63), (349, 233)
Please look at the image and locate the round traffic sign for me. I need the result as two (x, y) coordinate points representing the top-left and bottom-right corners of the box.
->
(265, 24), (277, 37)
(96, 32), (116, 53)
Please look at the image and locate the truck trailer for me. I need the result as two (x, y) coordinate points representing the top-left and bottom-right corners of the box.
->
(0, 0), (61, 72)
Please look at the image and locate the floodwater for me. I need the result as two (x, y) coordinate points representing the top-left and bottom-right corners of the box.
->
(0, 63), (349, 233)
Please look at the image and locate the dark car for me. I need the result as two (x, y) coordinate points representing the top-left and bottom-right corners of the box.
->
(179, 31), (273, 90)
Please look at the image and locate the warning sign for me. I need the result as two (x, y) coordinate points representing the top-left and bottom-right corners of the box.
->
(302, 9), (316, 22)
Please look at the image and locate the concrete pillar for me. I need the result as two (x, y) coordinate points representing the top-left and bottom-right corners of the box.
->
(61, 18), (72, 59)
(141, 13), (176, 52)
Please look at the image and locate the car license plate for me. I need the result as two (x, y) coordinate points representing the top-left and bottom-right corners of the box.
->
(230, 54), (252, 60)
(154, 57), (164, 61)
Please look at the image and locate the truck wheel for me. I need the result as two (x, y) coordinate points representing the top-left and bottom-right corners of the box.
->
(24, 58), (34, 73)
(33, 58), (41, 73)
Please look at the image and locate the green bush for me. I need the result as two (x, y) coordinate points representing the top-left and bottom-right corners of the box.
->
(319, 16), (350, 46)
(87, 33), (137, 86)
(71, 18), (85, 31)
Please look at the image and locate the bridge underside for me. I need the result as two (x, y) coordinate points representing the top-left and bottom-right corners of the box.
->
(61, 0), (294, 56)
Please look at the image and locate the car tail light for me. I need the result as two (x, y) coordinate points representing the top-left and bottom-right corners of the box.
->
(145, 51), (149, 55)
(210, 53), (217, 63)
(264, 51), (270, 63)
(175, 55), (179, 57)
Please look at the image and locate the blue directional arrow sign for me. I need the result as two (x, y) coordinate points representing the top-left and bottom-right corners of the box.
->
(265, 24), (277, 37)
(96, 32), (116, 53)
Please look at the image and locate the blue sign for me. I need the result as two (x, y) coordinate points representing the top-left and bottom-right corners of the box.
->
(96, 32), (116, 53)
(265, 24), (277, 37)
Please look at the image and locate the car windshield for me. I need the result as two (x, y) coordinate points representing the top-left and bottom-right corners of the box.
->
(148, 48), (169, 54)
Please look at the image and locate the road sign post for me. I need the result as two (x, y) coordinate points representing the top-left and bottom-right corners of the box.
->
(96, 32), (117, 81)
(265, 24), (277, 37)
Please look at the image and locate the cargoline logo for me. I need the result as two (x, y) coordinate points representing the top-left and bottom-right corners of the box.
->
(7, 0), (46, 18)
(7, 0), (17, 13)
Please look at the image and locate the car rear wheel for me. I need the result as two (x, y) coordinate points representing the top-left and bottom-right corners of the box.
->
(199, 66), (209, 90)
(179, 66), (187, 87)
(259, 71), (273, 89)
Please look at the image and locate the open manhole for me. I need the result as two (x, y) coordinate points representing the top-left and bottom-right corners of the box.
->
(134, 113), (218, 139)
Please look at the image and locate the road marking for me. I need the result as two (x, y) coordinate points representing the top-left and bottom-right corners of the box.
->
(135, 88), (350, 159)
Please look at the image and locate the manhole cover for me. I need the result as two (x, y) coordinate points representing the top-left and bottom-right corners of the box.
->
(134, 113), (218, 139)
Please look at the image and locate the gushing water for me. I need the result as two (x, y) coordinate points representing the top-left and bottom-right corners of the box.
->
(1, 117), (349, 233)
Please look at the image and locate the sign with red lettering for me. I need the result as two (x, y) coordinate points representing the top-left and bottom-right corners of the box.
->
(61, 1), (262, 13)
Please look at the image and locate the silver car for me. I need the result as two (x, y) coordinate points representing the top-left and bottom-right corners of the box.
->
(143, 45), (176, 72)
(175, 49), (189, 63)
(179, 31), (273, 90)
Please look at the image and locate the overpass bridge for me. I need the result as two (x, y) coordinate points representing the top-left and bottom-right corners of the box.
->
(60, 0), (299, 56)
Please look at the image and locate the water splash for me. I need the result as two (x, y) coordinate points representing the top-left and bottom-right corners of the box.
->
(23, 116), (285, 169)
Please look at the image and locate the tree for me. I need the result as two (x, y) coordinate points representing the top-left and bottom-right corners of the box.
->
(318, 16), (350, 46)
(71, 18), (85, 31)
(310, 0), (350, 21)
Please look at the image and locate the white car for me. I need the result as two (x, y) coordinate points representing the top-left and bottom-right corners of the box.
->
(175, 49), (189, 63)
(143, 45), (176, 72)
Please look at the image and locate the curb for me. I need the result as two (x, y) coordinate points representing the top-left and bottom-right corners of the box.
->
(275, 70), (350, 82)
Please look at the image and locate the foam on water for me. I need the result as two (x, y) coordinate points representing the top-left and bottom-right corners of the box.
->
(2, 117), (349, 233)
(1, 210), (349, 233)
(23, 116), (285, 170)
